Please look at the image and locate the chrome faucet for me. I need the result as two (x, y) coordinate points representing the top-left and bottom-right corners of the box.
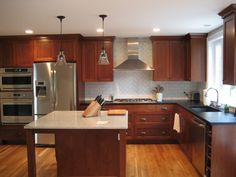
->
(205, 87), (220, 107)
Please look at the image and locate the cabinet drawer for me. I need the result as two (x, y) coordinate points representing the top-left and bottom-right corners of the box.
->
(135, 125), (171, 137)
(155, 105), (173, 112)
(135, 113), (172, 123)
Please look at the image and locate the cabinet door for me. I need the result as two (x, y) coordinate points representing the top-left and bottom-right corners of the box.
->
(12, 39), (33, 67)
(82, 41), (97, 81)
(223, 14), (235, 84)
(153, 41), (170, 80)
(34, 38), (55, 61)
(96, 41), (113, 81)
(54, 38), (78, 62)
(178, 108), (192, 160)
(169, 40), (186, 80)
(1, 40), (14, 67)
(0, 38), (33, 67)
(186, 34), (206, 82)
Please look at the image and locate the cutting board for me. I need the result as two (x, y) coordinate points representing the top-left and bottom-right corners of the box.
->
(108, 109), (127, 115)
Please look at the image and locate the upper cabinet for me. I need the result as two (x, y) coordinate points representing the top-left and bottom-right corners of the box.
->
(33, 34), (80, 62)
(0, 34), (81, 67)
(82, 37), (114, 82)
(151, 36), (186, 81)
(0, 36), (33, 67)
(185, 34), (207, 82)
(219, 4), (236, 85)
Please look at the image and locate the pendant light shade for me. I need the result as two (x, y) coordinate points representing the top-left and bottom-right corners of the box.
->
(56, 15), (67, 65)
(98, 14), (109, 65)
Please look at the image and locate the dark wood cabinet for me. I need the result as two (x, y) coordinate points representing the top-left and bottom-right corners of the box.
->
(0, 125), (26, 144)
(176, 106), (193, 160)
(0, 37), (33, 67)
(185, 33), (207, 82)
(102, 104), (174, 142)
(33, 34), (80, 62)
(82, 37), (114, 82)
(0, 34), (80, 67)
(219, 4), (236, 85)
(151, 36), (186, 81)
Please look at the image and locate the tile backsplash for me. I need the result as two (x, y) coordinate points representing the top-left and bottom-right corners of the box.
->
(85, 71), (205, 100)
(85, 38), (205, 100)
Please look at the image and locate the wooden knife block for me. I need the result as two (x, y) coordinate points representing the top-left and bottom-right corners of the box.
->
(83, 101), (101, 117)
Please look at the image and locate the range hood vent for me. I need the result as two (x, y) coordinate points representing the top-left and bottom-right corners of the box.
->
(114, 38), (154, 70)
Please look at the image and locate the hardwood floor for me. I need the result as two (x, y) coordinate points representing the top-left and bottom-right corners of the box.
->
(0, 144), (199, 177)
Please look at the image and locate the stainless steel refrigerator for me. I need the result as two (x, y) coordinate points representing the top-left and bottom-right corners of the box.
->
(33, 62), (77, 145)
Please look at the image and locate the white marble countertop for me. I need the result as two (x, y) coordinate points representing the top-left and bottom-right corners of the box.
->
(24, 111), (128, 130)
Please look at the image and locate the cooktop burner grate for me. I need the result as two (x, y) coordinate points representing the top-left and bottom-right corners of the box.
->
(114, 98), (154, 103)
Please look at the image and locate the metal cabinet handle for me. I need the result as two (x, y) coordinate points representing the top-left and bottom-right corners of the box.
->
(140, 118), (147, 121)
(161, 107), (168, 110)
(192, 117), (206, 129)
(141, 131), (147, 135)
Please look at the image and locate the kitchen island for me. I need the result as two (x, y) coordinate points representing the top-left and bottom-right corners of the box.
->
(24, 111), (128, 177)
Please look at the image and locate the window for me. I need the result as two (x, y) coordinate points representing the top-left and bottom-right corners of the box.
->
(207, 28), (236, 107)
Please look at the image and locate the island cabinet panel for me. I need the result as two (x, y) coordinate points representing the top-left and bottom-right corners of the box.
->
(104, 104), (174, 143)
(55, 129), (126, 177)
(219, 4), (236, 85)
(151, 36), (186, 81)
(0, 125), (26, 144)
(33, 34), (80, 62)
(0, 37), (33, 67)
(185, 33), (207, 82)
(82, 37), (114, 82)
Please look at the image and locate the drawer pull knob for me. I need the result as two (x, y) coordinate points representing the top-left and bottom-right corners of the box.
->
(161, 107), (168, 110)
(141, 131), (147, 135)
(161, 117), (167, 121)
(161, 131), (167, 135)
(140, 118), (147, 121)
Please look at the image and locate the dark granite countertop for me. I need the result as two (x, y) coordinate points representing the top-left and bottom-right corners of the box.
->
(81, 100), (236, 125)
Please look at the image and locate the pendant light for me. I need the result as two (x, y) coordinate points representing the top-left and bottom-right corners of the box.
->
(56, 15), (66, 65)
(98, 14), (109, 65)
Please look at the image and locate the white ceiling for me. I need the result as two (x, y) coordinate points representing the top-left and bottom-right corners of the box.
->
(0, 0), (234, 37)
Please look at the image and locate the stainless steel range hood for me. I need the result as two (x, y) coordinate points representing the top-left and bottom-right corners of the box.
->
(114, 38), (154, 70)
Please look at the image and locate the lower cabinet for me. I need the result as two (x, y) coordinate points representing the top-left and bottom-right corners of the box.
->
(207, 124), (236, 177)
(0, 125), (26, 144)
(103, 104), (174, 142)
(176, 106), (193, 160)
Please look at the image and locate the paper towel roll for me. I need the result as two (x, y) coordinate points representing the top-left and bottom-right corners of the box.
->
(203, 89), (209, 105)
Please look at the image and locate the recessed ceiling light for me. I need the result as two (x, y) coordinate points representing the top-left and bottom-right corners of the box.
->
(203, 24), (212, 27)
(25, 29), (34, 34)
(153, 28), (160, 32)
(96, 28), (104, 33)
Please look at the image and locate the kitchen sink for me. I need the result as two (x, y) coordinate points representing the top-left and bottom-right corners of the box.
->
(189, 105), (221, 112)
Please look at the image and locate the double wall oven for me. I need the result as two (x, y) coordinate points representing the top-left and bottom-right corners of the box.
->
(0, 68), (33, 124)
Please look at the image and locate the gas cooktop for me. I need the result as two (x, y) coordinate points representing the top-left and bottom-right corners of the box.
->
(113, 98), (155, 103)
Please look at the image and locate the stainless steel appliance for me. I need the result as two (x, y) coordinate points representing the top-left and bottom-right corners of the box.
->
(33, 62), (77, 145)
(0, 91), (33, 124)
(191, 116), (206, 176)
(0, 68), (32, 91)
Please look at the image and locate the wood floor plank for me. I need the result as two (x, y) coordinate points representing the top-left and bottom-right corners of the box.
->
(0, 144), (200, 177)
